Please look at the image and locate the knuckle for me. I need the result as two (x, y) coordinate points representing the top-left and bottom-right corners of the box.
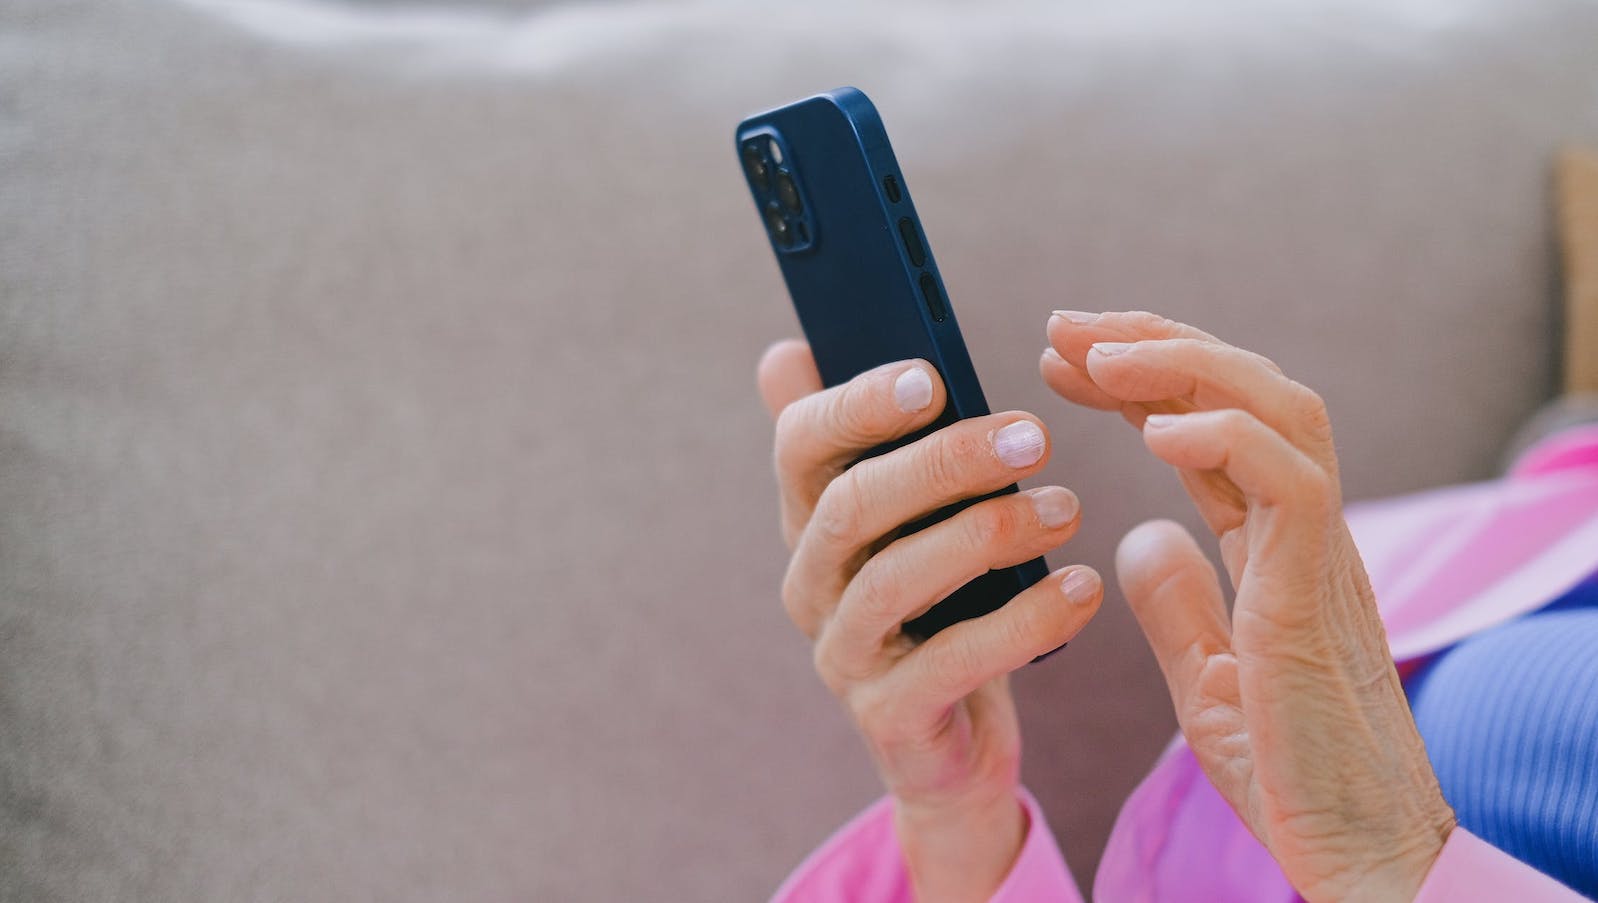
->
(1122, 364), (1171, 398)
(1122, 310), (1171, 334)
(1295, 466), (1338, 514)
(966, 500), (1019, 552)
(925, 637), (982, 692)
(772, 403), (808, 472)
(920, 439), (964, 496)
(830, 377), (883, 446)
(1002, 601), (1051, 653)
(924, 428), (984, 495)
(810, 476), (864, 547)
(1288, 382), (1334, 438)
(810, 637), (851, 697)
(848, 555), (902, 626)
(848, 682), (900, 740)
(1216, 407), (1261, 439)
(779, 562), (813, 633)
(809, 640), (834, 686)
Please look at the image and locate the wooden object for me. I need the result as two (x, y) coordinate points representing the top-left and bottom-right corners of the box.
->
(1558, 148), (1598, 394)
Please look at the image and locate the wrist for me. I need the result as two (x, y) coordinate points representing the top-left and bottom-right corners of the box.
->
(1386, 813), (1458, 902)
(893, 787), (1028, 903)
(1332, 800), (1456, 902)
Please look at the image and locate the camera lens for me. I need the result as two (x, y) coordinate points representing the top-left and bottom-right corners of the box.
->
(743, 145), (769, 190)
(775, 171), (802, 213)
(764, 205), (792, 247)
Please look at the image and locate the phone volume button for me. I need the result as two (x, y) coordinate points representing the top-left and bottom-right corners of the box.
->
(919, 273), (947, 322)
(897, 218), (926, 267)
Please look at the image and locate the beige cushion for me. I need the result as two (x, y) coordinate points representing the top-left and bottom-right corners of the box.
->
(3, 0), (1597, 899)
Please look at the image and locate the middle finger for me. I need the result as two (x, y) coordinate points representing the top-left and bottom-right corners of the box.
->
(815, 484), (1083, 684)
(1046, 310), (1332, 466)
(780, 412), (1052, 636)
(1083, 339), (1336, 468)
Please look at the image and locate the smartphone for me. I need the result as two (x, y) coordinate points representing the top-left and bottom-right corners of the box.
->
(736, 87), (1052, 646)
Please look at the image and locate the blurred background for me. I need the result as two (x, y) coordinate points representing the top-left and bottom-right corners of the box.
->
(3, 0), (1597, 899)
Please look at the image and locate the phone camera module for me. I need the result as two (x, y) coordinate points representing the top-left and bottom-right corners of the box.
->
(764, 204), (793, 247)
(774, 171), (803, 213)
(742, 145), (770, 190)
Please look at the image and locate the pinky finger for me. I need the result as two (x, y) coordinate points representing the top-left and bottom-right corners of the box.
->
(884, 566), (1103, 723)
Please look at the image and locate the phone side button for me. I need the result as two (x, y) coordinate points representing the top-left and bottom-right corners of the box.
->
(897, 217), (926, 267)
(919, 273), (947, 322)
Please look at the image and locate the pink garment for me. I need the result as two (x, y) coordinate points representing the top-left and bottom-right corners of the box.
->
(769, 788), (1076, 903)
(775, 425), (1598, 902)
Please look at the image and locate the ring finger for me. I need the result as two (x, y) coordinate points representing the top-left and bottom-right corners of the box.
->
(813, 485), (1083, 686)
(781, 412), (1052, 636)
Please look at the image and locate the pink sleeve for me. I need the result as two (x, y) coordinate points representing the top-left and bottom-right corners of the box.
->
(770, 786), (1083, 903)
(1414, 828), (1585, 902)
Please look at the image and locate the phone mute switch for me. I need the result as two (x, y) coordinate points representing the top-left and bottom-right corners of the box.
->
(897, 217), (926, 267)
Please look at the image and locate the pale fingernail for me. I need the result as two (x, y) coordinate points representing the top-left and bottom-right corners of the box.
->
(894, 366), (933, 412)
(1091, 342), (1131, 356)
(1143, 414), (1180, 428)
(1028, 487), (1079, 528)
(1053, 310), (1099, 324)
(1041, 347), (1063, 363)
(1060, 569), (1099, 605)
(994, 421), (1046, 468)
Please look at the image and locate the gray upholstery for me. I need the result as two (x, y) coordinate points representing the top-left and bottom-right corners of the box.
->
(3, 1), (1597, 899)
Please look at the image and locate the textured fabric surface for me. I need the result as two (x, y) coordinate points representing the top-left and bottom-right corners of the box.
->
(3, 1), (1598, 900)
(1410, 581), (1598, 898)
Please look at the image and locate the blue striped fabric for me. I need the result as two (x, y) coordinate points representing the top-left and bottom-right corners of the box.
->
(1406, 575), (1598, 898)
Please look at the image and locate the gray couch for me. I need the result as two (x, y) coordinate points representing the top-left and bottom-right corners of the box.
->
(4, 1), (1596, 899)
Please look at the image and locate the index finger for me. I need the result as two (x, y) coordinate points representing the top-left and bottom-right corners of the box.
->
(757, 345), (949, 547)
(757, 339), (823, 419)
(1046, 310), (1235, 370)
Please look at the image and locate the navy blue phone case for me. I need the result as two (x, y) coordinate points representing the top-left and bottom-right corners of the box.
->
(736, 87), (1051, 644)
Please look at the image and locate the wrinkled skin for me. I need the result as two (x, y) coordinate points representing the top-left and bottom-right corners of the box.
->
(756, 309), (1454, 902)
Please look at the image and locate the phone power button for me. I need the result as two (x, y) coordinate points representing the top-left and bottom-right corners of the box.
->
(897, 218), (926, 267)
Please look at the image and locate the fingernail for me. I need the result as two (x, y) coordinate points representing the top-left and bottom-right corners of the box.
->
(994, 421), (1046, 468)
(1060, 569), (1098, 605)
(1053, 310), (1099, 324)
(894, 366), (933, 412)
(1028, 487), (1079, 528)
(1090, 342), (1131, 356)
(1143, 413), (1180, 428)
(1041, 347), (1063, 363)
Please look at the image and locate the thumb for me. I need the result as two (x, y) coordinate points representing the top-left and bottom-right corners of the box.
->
(756, 338), (822, 419)
(1115, 519), (1235, 718)
(1118, 520), (1256, 815)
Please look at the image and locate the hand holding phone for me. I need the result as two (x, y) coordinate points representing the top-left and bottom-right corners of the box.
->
(738, 87), (1069, 642)
(744, 87), (1105, 901)
(754, 336), (1102, 901)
